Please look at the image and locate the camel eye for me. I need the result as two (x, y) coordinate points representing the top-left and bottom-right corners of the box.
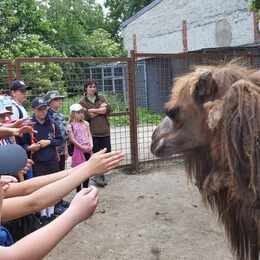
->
(166, 107), (180, 121)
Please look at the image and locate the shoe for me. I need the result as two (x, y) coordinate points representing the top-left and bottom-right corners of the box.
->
(40, 216), (50, 226)
(91, 175), (107, 187)
(54, 204), (67, 216)
(61, 200), (70, 208)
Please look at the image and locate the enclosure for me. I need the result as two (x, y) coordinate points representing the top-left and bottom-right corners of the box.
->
(2, 49), (260, 259)
(1, 48), (260, 171)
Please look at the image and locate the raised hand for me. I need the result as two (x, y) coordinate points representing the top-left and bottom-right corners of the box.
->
(67, 187), (99, 224)
(84, 149), (124, 177)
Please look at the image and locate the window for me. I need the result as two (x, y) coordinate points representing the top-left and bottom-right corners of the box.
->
(104, 67), (112, 77)
(114, 67), (123, 77)
(104, 79), (113, 92)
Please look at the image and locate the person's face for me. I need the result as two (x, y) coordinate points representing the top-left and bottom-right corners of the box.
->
(85, 84), (97, 97)
(49, 98), (63, 111)
(33, 106), (48, 120)
(12, 90), (27, 104)
(74, 110), (84, 121)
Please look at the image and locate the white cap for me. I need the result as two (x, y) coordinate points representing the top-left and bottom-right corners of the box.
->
(0, 96), (12, 114)
(69, 103), (83, 113)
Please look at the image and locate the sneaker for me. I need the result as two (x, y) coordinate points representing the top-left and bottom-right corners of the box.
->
(54, 204), (67, 216)
(40, 216), (50, 226)
(61, 200), (70, 208)
(91, 175), (107, 188)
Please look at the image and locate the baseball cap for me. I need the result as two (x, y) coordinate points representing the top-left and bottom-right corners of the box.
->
(69, 103), (83, 113)
(10, 80), (30, 92)
(0, 144), (28, 176)
(31, 97), (48, 109)
(45, 90), (65, 103)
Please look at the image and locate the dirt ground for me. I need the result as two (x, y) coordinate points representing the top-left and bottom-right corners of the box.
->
(46, 163), (233, 260)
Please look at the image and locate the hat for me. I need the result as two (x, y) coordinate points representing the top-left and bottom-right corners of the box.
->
(69, 103), (83, 113)
(2, 96), (12, 109)
(31, 97), (48, 109)
(45, 90), (64, 103)
(0, 144), (28, 176)
(10, 80), (29, 92)
(0, 97), (12, 115)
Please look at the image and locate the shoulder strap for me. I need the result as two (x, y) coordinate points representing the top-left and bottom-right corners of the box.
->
(13, 103), (23, 119)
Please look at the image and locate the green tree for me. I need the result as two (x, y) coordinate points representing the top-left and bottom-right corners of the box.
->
(46, 0), (105, 56)
(0, 34), (64, 96)
(251, 0), (260, 10)
(0, 0), (53, 47)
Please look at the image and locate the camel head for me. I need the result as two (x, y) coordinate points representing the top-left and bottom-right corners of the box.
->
(151, 64), (250, 157)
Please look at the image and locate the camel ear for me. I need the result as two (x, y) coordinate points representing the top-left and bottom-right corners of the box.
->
(193, 71), (218, 104)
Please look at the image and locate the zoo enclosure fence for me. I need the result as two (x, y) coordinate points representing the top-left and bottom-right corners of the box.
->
(1, 50), (260, 170)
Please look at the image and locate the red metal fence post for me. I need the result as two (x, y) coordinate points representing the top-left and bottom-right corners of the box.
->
(128, 50), (139, 171)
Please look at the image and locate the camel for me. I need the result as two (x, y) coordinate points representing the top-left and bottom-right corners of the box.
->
(151, 62), (260, 260)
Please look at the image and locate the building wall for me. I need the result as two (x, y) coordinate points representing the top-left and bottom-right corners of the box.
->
(121, 0), (254, 54)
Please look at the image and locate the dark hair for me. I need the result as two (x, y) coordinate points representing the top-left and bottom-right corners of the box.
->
(84, 79), (98, 96)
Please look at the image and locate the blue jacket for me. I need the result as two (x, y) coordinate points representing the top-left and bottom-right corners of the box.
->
(21, 115), (63, 163)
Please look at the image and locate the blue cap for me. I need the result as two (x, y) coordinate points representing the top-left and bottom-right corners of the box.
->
(10, 80), (29, 92)
(0, 144), (28, 176)
(31, 97), (48, 109)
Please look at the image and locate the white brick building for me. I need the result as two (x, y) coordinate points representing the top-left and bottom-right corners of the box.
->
(121, 0), (259, 54)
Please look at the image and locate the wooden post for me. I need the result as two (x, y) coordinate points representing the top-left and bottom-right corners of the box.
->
(127, 49), (139, 171)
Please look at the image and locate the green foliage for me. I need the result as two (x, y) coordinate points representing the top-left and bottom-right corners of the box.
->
(45, 0), (124, 57)
(250, 0), (260, 11)
(0, 34), (65, 96)
(86, 28), (126, 56)
(0, 0), (53, 47)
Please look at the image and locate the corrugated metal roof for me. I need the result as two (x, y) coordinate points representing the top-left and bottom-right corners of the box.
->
(120, 0), (163, 30)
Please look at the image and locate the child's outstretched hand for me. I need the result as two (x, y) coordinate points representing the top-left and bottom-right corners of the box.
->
(85, 149), (124, 177)
(67, 186), (98, 225)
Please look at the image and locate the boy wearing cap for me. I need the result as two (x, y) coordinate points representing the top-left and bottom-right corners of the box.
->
(26, 97), (62, 223)
(10, 80), (29, 120)
(45, 90), (69, 214)
(45, 90), (67, 171)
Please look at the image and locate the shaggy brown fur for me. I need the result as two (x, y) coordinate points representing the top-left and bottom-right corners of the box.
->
(151, 63), (260, 260)
(185, 74), (260, 260)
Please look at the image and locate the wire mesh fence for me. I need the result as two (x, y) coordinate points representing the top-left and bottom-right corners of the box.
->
(1, 51), (260, 170)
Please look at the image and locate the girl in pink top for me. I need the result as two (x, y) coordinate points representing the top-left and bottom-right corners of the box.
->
(67, 104), (93, 191)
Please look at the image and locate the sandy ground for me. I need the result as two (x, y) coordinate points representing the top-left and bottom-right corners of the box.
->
(46, 163), (233, 260)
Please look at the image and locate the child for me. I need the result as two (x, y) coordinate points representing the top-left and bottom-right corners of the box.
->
(67, 103), (93, 192)
(45, 90), (69, 215)
(26, 97), (62, 224)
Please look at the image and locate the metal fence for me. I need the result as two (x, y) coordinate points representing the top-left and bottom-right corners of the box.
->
(1, 51), (260, 170)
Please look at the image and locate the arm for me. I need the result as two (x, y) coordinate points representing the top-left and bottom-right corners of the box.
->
(2, 150), (124, 221)
(50, 123), (63, 146)
(0, 127), (19, 139)
(67, 124), (82, 149)
(3, 166), (71, 198)
(0, 188), (98, 260)
(38, 123), (63, 148)
(89, 97), (112, 116)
